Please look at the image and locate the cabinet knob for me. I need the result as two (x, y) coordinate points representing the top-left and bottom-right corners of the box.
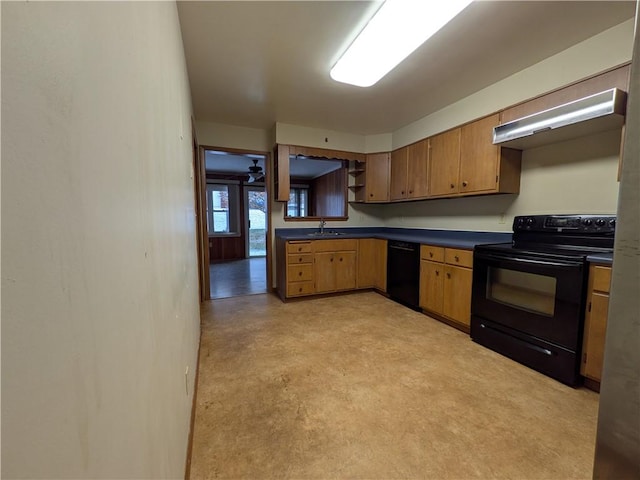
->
(462, 181), (468, 187)
(454, 255), (459, 262)
(339, 257), (343, 262)
(450, 183), (455, 189)
(446, 273), (451, 279)
(401, 190), (405, 195)
(409, 190), (413, 194)
(429, 252), (433, 258)
(298, 271), (302, 276)
(435, 270), (439, 276)
(299, 287), (303, 292)
(299, 257), (303, 262)
(330, 258), (333, 262)
(369, 193), (374, 197)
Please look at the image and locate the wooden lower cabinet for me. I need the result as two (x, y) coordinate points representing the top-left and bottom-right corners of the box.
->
(315, 250), (356, 293)
(581, 264), (612, 386)
(357, 238), (387, 290)
(443, 265), (473, 327)
(283, 240), (315, 298)
(419, 245), (473, 330)
(279, 238), (388, 299)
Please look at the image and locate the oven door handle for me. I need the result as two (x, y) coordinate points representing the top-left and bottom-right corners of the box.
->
(475, 252), (583, 268)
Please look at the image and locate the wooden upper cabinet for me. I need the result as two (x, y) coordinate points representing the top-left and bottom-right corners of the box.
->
(429, 128), (461, 197)
(274, 144), (291, 201)
(502, 64), (630, 124)
(407, 139), (429, 199)
(390, 147), (408, 200)
(365, 152), (390, 202)
(459, 113), (501, 194)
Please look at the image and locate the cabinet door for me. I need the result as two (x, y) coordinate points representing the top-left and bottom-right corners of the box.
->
(315, 252), (335, 293)
(365, 153), (390, 202)
(443, 265), (472, 326)
(407, 139), (429, 198)
(274, 144), (291, 201)
(420, 260), (444, 314)
(335, 251), (357, 291)
(582, 292), (610, 381)
(374, 239), (387, 292)
(357, 239), (377, 288)
(459, 114), (500, 194)
(429, 129), (461, 196)
(390, 147), (408, 201)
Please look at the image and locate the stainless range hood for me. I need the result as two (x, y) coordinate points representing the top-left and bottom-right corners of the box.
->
(493, 88), (627, 149)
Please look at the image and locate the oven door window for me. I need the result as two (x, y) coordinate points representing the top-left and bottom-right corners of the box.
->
(486, 267), (557, 316)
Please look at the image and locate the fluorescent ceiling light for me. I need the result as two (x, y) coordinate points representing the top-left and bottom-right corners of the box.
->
(330, 0), (473, 87)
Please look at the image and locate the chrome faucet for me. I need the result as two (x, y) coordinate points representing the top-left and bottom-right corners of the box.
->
(319, 218), (327, 234)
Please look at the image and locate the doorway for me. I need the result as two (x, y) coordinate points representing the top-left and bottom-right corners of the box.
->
(200, 148), (270, 300)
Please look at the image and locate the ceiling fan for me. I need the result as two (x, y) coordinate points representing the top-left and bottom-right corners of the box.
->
(247, 159), (264, 183)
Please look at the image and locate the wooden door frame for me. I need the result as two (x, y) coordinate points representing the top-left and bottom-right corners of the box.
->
(195, 144), (273, 300)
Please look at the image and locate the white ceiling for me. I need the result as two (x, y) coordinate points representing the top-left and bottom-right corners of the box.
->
(178, 1), (636, 136)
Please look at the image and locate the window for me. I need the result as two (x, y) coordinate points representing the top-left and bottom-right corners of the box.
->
(206, 183), (240, 235)
(287, 186), (309, 217)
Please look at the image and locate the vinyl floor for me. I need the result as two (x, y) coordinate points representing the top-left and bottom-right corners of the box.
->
(209, 257), (267, 299)
(189, 291), (599, 479)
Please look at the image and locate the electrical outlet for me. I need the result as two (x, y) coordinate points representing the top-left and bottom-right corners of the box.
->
(185, 366), (189, 396)
(499, 213), (506, 224)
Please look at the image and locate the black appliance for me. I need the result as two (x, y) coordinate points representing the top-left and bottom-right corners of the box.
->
(471, 214), (615, 386)
(387, 240), (420, 310)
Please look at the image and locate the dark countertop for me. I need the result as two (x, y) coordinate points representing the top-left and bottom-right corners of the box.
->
(586, 252), (614, 265)
(275, 227), (512, 250)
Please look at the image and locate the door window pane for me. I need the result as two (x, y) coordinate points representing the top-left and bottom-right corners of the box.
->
(487, 268), (556, 316)
(206, 183), (239, 235)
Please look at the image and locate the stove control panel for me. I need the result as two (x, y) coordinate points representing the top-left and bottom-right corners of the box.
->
(513, 215), (616, 233)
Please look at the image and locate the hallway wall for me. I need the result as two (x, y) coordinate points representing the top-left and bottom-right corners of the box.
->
(2, 2), (200, 478)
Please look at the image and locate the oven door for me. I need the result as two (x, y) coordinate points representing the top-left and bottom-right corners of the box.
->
(471, 250), (586, 351)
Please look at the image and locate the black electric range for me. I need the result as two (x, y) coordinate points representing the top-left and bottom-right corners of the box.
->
(471, 214), (615, 386)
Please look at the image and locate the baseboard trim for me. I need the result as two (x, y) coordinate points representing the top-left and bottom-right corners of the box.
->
(184, 321), (203, 480)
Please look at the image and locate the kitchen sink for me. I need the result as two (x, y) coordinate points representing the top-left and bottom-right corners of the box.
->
(306, 231), (346, 237)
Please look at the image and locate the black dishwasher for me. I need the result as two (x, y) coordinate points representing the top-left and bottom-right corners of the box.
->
(387, 240), (420, 310)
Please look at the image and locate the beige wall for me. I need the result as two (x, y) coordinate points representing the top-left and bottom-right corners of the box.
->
(2, 2), (200, 478)
(196, 121), (271, 152)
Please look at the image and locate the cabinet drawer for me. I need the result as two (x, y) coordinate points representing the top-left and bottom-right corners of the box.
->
(592, 265), (612, 293)
(287, 264), (313, 282)
(287, 281), (315, 297)
(421, 245), (445, 262)
(313, 239), (358, 252)
(445, 248), (473, 268)
(287, 241), (312, 254)
(288, 253), (313, 264)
